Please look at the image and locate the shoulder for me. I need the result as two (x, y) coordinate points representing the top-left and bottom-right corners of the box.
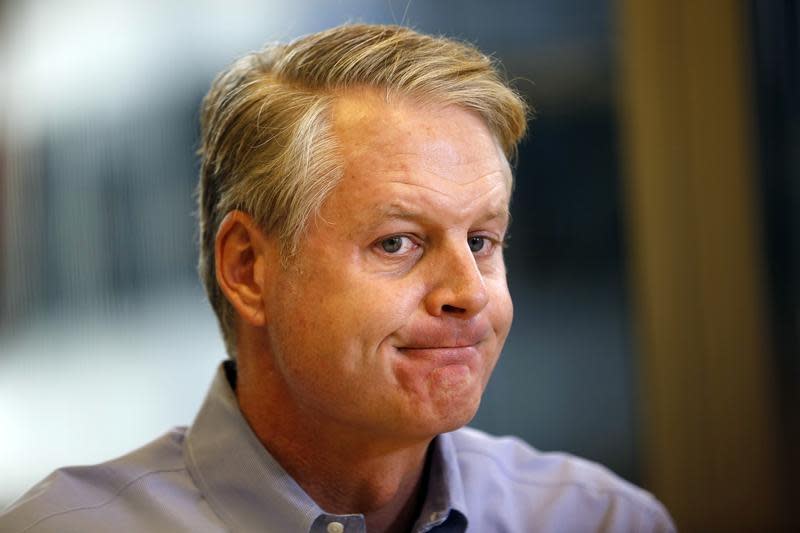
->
(449, 427), (676, 532)
(0, 428), (220, 533)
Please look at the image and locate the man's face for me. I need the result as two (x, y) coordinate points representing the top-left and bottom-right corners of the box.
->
(263, 91), (513, 442)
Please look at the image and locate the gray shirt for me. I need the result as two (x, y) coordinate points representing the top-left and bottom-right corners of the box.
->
(1, 361), (675, 532)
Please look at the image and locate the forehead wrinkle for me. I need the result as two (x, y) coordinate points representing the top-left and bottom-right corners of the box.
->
(421, 165), (511, 187)
(365, 202), (508, 230)
(388, 171), (511, 211)
(473, 183), (511, 221)
(372, 144), (503, 166)
(384, 165), (511, 194)
(376, 151), (510, 185)
(372, 201), (422, 221)
(386, 179), (457, 199)
(363, 179), (510, 227)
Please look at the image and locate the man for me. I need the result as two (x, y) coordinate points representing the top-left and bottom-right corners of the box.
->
(1, 24), (675, 532)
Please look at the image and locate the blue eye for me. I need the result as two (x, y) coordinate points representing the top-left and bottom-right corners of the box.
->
(380, 236), (405, 253)
(468, 236), (486, 252)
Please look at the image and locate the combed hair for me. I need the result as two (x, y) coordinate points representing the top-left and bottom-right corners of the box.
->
(197, 23), (529, 357)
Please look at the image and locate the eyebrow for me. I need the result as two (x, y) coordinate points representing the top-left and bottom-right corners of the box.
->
(369, 201), (510, 226)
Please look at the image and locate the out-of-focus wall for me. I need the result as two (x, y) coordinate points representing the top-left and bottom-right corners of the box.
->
(2, 0), (635, 510)
(617, 0), (799, 529)
(751, 0), (800, 529)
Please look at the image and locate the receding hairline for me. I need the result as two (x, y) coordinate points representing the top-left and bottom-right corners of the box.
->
(327, 86), (514, 160)
(283, 87), (515, 245)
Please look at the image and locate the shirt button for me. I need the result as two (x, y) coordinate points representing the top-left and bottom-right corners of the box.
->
(327, 522), (345, 533)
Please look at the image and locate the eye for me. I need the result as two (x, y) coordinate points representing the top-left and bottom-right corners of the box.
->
(468, 236), (488, 253)
(378, 235), (415, 254)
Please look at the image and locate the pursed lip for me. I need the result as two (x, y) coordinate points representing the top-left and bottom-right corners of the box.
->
(396, 344), (480, 366)
(393, 319), (491, 366)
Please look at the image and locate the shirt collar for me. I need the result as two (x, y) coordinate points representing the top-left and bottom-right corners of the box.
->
(415, 431), (469, 531)
(184, 361), (468, 532)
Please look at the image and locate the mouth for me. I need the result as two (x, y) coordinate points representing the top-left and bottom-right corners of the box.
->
(393, 320), (491, 368)
(396, 344), (480, 366)
(399, 342), (477, 350)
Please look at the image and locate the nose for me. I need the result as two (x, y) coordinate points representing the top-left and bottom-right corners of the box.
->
(424, 243), (489, 319)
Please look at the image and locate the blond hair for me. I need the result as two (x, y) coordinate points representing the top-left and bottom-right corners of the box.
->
(197, 23), (528, 357)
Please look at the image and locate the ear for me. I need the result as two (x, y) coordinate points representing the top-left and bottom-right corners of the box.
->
(214, 210), (277, 327)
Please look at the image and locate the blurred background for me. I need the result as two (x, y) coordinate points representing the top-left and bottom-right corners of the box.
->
(0, 0), (797, 530)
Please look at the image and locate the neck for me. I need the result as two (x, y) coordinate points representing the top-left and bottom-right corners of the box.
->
(236, 354), (433, 533)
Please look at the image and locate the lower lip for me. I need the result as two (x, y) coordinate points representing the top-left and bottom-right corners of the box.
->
(395, 346), (480, 387)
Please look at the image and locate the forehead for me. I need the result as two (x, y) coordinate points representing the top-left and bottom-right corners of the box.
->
(328, 90), (512, 208)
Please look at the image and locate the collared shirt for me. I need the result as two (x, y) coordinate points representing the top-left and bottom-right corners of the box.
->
(1, 362), (675, 532)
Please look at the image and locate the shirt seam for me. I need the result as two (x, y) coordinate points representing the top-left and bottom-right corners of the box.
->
(183, 433), (239, 533)
(455, 448), (669, 522)
(15, 467), (186, 533)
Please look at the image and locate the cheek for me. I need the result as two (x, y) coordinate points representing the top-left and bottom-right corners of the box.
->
(275, 271), (424, 363)
(343, 278), (426, 349)
(488, 278), (513, 334)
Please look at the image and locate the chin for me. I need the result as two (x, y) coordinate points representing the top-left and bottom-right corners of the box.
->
(392, 368), (488, 438)
(424, 392), (483, 435)
(438, 412), (478, 434)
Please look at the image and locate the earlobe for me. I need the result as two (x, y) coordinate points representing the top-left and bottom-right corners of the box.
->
(215, 210), (275, 327)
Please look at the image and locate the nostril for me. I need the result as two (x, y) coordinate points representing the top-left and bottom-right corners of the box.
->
(442, 304), (465, 314)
